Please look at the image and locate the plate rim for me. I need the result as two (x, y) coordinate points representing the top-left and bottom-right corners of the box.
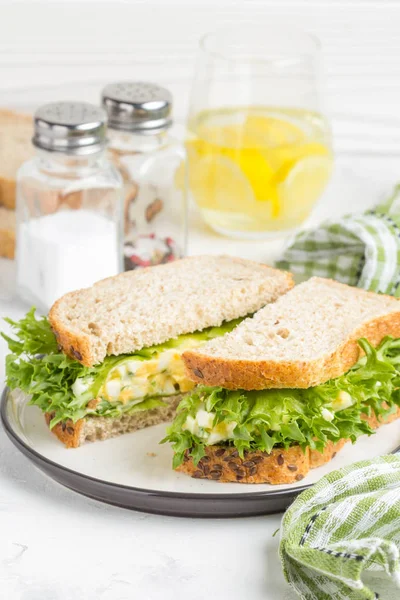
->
(1, 386), (315, 515)
(0, 387), (309, 499)
(4, 386), (399, 517)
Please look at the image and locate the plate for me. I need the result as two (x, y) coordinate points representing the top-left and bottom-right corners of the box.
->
(2, 387), (400, 518)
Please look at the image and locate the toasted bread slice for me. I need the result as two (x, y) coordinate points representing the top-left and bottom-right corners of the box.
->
(0, 207), (15, 259)
(49, 256), (293, 367)
(177, 406), (400, 484)
(183, 277), (400, 390)
(0, 110), (33, 210)
(45, 395), (181, 448)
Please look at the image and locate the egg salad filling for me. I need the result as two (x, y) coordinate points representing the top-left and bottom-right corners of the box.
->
(164, 337), (400, 468)
(2, 308), (244, 428)
(74, 340), (202, 410)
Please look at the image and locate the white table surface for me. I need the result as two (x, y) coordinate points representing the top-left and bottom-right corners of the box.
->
(2, 1), (400, 598)
(1, 153), (399, 600)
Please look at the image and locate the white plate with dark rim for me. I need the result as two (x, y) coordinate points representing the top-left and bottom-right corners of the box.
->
(2, 387), (400, 518)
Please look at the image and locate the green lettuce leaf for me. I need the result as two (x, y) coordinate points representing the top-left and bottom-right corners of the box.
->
(163, 336), (400, 467)
(134, 318), (243, 359)
(2, 308), (243, 427)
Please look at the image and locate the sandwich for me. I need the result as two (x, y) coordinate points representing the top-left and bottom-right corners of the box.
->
(164, 277), (400, 484)
(2, 255), (293, 447)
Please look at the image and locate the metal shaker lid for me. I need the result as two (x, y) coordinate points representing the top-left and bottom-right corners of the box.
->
(33, 101), (107, 155)
(101, 82), (172, 133)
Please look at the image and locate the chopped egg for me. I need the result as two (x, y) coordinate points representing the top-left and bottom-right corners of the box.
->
(125, 360), (142, 374)
(100, 343), (201, 405)
(72, 377), (92, 398)
(128, 379), (150, 400)
(160, 378), (177, 395)
(115, 364), (128, 378)
(207, 421), (237, 445)
(321, 408), (334, 422)
(157, 350), (177, 372)
(105, 379), (122, 399)
(182, 407), (216, 438)
(183, 415), (201, 437)
(120, 387), (134, 403)
(173, 373), (196, 393)
(136, 359), (160, 378)
(332, 390), (354, 412)
(196, 409), (215, 429)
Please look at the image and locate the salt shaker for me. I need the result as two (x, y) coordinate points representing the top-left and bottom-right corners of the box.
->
(16, 101), (123, 310)
(101, 82), (187, 270)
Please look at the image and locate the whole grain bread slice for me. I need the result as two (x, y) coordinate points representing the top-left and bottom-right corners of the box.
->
(177, 406), (400, 484)
(183, 277), (400, 390)
(45, 394), (182, 448)
(49, 256), (293, 367)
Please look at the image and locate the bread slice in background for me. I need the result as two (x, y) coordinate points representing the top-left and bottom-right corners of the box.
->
(49, 256), (293, 367)
(0, 207), (16, 259)
(0, 109), (33, 210)
(183, 277), (400, 390)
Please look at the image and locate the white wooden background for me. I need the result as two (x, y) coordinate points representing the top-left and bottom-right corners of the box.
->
(2, 0), (400, 155)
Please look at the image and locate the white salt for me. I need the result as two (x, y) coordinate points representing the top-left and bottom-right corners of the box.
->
(17, 210), (120, 309)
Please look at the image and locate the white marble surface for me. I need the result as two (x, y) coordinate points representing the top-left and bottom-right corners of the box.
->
(2, 1), (400, 598)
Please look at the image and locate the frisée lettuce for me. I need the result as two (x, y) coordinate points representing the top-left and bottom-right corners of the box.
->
(163, 337), (400, 469)
(2, 308), (242, 428)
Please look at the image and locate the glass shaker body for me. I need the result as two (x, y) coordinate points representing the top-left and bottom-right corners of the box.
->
(102, 81), (187, 270)
(108, 128), (186, 270)
(16, 140), (123, 310)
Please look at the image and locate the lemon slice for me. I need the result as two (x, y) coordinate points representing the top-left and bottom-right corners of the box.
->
(188, 155), (256, 213)
(244, 115), (305, 148)
(279, 155), (332, 221)
(274, 142), (330, 181)
(198, 124), (244, 149)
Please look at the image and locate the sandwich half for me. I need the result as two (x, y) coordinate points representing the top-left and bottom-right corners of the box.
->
(2, 255), (293, 447)
(164, 277), (400, 484)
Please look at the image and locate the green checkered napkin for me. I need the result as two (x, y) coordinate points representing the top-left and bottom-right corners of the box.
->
(277, 185), (400, 296)
(280, 455), (400, 600)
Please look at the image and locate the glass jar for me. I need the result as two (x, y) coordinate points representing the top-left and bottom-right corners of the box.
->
(186, 27), (332, 239)
(101, 82), (187, 270)
(16, 101), (123, 310)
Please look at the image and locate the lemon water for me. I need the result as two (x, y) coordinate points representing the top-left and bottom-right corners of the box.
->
(184, 107), (333, 236)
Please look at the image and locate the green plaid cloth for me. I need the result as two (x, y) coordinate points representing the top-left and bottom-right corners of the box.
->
(277, 185), (400, 296)
(280, 456), (400, 600)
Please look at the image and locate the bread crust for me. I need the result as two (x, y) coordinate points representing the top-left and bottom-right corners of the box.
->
(0, 178), (17, 210)
(0, 224), (15, 259)
(50, 306), (94, 366)
(45, 413), (84, 449)
(176, 406), (400, 484)
(183, 310), (400, 389)
(48, 258), (294, 367)
(0, 109), (33, 210)
(45, 394), (182, 448)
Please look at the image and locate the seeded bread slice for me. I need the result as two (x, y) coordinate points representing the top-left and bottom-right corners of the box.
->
(183, 277), (400, 390)
(0, 207), (15, 259)
(49, 256), (293, 367)
(0, 109), (33, 209)
(177, 405), (400, 484)
(45, 394), (182, 448)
